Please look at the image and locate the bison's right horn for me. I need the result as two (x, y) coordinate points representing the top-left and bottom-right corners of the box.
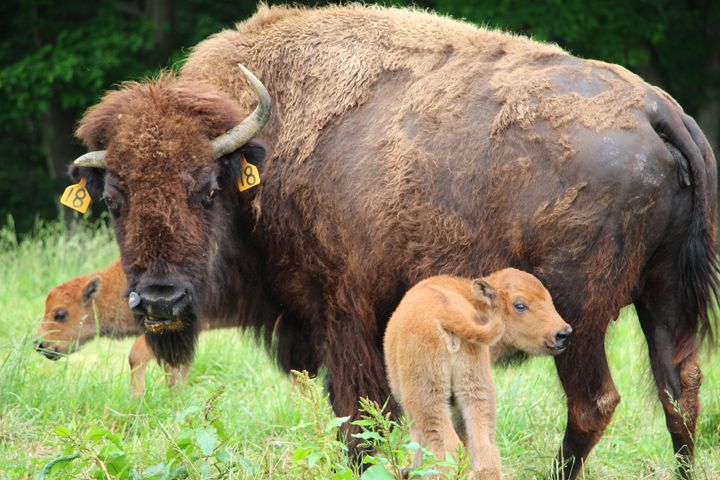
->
(211, 64), (272, 159)
(73, 150), (107, 169)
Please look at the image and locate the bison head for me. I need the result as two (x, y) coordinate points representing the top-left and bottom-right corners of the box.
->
(70, 65), (271, 366)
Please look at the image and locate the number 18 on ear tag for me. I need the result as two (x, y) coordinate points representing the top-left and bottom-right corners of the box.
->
(237, 155), (261, 192)
(60, 178), (92, 213)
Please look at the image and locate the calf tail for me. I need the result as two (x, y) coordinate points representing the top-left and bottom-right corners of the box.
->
(440, 309), (505, 345)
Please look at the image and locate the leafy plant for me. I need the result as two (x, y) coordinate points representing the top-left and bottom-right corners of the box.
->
(351, 397), (470, 480)
(289, 370), (354, 479)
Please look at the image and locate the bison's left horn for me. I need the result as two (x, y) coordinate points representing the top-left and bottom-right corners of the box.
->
(73, 150), (107, 169)
(211, 64), (272, 159)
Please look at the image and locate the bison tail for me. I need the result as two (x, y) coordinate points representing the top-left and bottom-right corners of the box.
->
(655, 108), (720, 359)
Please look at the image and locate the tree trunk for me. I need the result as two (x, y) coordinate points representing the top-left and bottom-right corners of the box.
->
(41, 97), (83, 226)
(148, 0), (174, 62)
(696, 48), (719, 158)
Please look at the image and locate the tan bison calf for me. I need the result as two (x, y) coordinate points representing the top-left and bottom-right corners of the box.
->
(384, 269), (572, 478)
(35, 261), (195, 396)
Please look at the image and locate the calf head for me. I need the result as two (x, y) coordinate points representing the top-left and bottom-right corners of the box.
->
(484, 268), (572, 355)
(35, 275), (103, 359)
(70, 65), (271, 366)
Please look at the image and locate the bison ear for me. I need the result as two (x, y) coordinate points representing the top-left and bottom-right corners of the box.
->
(82, 276), (102, 303)
(221, 139), (267, 185)
(68, 164), (106, 202)
(471, 278), (496, 305)
(240, 140), (267, 167)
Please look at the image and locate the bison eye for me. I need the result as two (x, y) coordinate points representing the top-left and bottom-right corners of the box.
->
(513, 302), (528, 313)
(102, 194), (121, 217)
(202, 188), (219, 209)
(54, 310), (68, 322)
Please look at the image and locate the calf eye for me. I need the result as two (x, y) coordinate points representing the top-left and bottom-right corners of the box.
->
(513, 302), (528, 313)
(54, 310), (68, 322)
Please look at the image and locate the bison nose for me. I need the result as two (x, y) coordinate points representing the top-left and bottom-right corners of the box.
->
(134, 280), (192, 321)
(554, 326), (574, 349)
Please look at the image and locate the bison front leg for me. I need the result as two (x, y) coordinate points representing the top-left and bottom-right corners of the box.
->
(322, 312), (397, 457)
(552, 331), (621, 479)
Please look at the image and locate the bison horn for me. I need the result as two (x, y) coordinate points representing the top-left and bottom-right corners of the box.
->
(73, 150), (107, 169)
(210, 63), (272, 159)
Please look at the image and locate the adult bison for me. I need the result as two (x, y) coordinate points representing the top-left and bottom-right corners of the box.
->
(70, 4), (718, 478)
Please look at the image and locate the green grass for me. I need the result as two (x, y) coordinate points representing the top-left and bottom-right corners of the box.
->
(0, 219), (718, 479)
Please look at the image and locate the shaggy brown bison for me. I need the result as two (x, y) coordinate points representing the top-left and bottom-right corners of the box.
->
(34, 261), (234, 396)
(69, 5), (718, 478)
(384, 270), (571, 477)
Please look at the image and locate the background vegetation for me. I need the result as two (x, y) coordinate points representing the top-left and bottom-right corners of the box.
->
(0, 0), (718, 235)
(0, 220), (718, 478)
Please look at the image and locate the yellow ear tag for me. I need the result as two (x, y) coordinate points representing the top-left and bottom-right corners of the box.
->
(60, 178), (92, 213)
(237, 155), (261, 192)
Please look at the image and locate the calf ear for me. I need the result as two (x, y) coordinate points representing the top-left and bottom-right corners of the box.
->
(82, 276), (102, 303)
(471, 278), (496, 305)
(67, 164), (106, 202)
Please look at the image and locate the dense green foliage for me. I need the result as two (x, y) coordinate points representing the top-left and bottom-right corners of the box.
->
(0, 0), (718, 236)
(0, 220), (718, 478)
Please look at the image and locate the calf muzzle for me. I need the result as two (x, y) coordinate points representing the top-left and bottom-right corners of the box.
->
(553, 325), (574, 350)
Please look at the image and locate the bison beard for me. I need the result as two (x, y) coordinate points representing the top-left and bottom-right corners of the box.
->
(72, 5), (718, 479)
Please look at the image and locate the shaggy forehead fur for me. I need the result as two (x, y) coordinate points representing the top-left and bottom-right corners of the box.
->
(76, 74), (244, 183)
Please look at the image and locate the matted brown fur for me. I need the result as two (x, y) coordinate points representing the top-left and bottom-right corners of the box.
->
(73, 4), (718, 477)
(385, 270), (570, 478)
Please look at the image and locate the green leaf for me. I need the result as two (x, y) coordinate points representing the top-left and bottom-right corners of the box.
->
(195, 427), (218, 457)
(325, 415), (351, 433)
(360, 464), (395, 480)
(215, 448), (231, 463)
(198, 460), (212, 479)
(332, 465), (354, 480)
(307, 451), (324, 468)
(53, 426), (72, 438)
(292, 446), (313, 462)
(141, 463), (168, 479)
(36, 452), (80, 480)
(352, 431), (383, 442)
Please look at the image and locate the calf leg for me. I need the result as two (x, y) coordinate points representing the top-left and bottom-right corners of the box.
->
(454, 361), (501, 480)
(552, 332), (621, 479)
(128, 334), (154, 398)
(404, 391), (461, 464)
(636, 287), (703, 479)
(165, 362), (191, 388)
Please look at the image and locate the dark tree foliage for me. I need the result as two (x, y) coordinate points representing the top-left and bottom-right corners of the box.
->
(0, 0), (717, 236)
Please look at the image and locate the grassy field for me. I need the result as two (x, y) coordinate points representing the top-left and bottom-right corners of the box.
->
(0, 219), (718, 479)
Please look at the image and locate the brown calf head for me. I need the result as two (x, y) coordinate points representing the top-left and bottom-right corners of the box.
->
(35, 275), (103, 359)
(69, 67), (271, 366)
(483, 268), (572, 355)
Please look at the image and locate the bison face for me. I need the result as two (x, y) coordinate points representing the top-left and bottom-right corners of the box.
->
(70, 66), (271, 366)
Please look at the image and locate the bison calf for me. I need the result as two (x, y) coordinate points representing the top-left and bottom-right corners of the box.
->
(384, 269), (571, 478)
(35, 261), (201, 396)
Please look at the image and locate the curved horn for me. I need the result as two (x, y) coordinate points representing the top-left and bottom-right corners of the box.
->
(73, 150), (107, 169)
(211, 64), (272, 159)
